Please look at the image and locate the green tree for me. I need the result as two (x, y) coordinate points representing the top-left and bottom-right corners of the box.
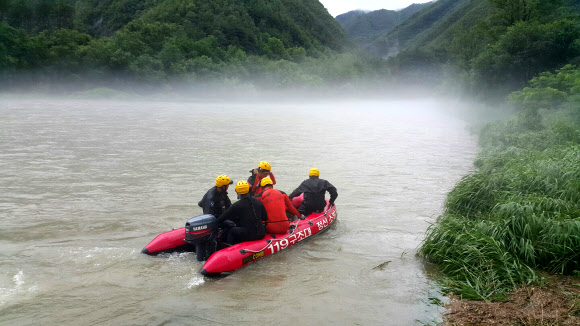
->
(448, 20), (497, 72)
(472, 18), (580, 92)
(0, 0), (10, 19)
(192, 36), (225, 60)
(0, 23), (30, 69)
(287, 46), (306, 62)
(36, 28), (92, 67)
(488, 0), (563, 25)
(188, 55), (216, 77)
(129, 54), (165, 81)
(53, 0), (75, 29)
(225, 45), (247, 64)
(157, 42), (185, 73)
(263, 37), (286, 59)
(7, 1), (32, 30)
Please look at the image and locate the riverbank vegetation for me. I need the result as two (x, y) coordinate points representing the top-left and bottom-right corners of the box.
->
(415, 0), (580, 307)
(420, 65), (580, 302)
(397, 1), (580, 322)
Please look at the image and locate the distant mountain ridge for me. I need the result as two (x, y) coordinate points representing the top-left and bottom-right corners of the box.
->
(369, 0), (491, 57)
(335, 2), (432, 56)
(338, 0), (580, 60)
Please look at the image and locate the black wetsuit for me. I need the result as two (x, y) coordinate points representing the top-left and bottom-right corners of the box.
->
(247, 170), (258, 192)
(289, 177), (338, 216)
(198, 186), (232, 218)
(216, 196), (267, 245)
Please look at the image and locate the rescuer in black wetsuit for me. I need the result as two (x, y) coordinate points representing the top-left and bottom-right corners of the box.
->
(289, 168), (338, 216)
(216, 180), (267, 245)
(198, 175), (233, 218)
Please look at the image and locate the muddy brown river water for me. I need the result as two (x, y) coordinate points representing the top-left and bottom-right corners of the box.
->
(0, 98), (477, 325)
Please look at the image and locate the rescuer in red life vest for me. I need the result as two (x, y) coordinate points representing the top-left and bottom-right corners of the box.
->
(257, 177), (300, 234)
(247, 160), (276, 196)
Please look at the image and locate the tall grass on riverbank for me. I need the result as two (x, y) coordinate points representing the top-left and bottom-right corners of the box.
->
(420, 65), (580, 301)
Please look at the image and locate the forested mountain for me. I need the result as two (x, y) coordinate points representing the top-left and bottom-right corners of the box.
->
(335, 10), (366, 26)
(1, 0), (348, 51)
(383, 0), (580, 99)
(366, 0), (491, 58)
(335, 2), (431, 56)
(0, 0), (358, 90)
(0, 0), (158, 35)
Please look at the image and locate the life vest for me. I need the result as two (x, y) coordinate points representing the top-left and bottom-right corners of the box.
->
(251, 172), (276, 196)
(258, 188), (291, 234)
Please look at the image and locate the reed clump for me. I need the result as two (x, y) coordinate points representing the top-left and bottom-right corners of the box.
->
(421, 65), (580, 300)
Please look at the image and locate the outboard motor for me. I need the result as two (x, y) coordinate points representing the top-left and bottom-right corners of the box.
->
(185, 214), (218, 261)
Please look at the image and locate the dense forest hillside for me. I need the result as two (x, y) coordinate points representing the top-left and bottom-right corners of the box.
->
(2, 0), (580, 97)
(0, 0), (364, 91)
(368, 0), (490, 58)
(385, 0), (580, 99)
(1, 0), (349, 51)
(335, 3), (431, 57)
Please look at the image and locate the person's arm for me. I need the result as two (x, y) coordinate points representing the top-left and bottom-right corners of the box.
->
(208, 191), (220, 215)
(269, 172), (276, 185)
(326, 181), (338, 206)
(289, 181), (306, 199)
(225, 195), (232, 209)
(247, 171), (256, 185)
(249, 174), (261, 196)
(259, 202), (268, 224)
(288, 189), (300, 199)
(216, 204), (237, 226)
(199, 191), (209, 212)
(284, 195), (300, 217)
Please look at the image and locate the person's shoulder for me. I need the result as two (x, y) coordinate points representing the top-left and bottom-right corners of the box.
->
(231, 199), (244, 207)
(203, 186), (215, 197)
(251, 196), (264, 205)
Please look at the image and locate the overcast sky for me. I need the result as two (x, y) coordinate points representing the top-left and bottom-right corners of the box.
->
(319, 0), (433, 17)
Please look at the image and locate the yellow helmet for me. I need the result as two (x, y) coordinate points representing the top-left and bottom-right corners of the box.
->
(309, 168), (320, 177)
(260, 177), (273, 187)
(235, 180), (250, 195)
(215, 175), (233, 187)
(258, 161), (271, 172)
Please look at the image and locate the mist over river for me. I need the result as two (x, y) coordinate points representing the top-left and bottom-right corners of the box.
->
(0, 98), (477, 325)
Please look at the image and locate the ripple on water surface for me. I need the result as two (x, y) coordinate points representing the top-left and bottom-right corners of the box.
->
(0, 98), (477, 325)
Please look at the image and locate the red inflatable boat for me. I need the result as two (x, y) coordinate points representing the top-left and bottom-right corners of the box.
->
(142, 196), (337, 276)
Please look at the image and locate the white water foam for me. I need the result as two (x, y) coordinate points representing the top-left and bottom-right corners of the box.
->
(0, 271), (37, 308)
(187, 274), (205, 288)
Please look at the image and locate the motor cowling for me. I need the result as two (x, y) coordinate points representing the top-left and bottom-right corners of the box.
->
(185, 214), (218, 261)
(185, 214), (217, 244)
